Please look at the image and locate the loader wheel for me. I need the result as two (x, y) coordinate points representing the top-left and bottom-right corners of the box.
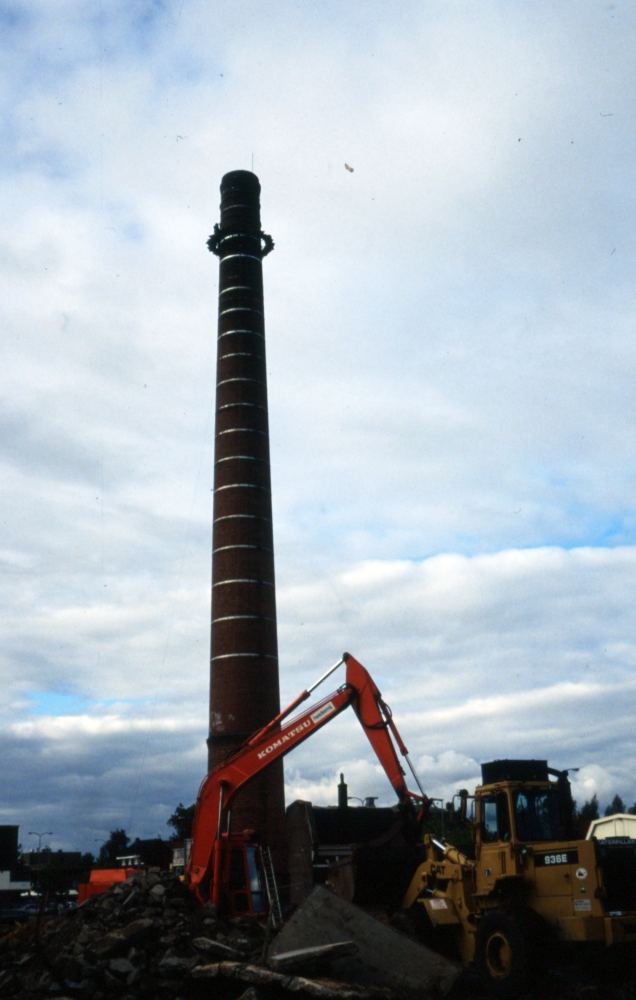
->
(475, 907), (540, 997)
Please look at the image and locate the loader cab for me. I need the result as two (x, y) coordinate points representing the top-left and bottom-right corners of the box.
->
(474, 760), (575, 892)
(478, 785), (566, 845)
(476, 759), (574, 844)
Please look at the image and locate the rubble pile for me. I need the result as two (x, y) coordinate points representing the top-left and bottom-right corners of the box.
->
(2, 872), (636, 1000)
(0, 871), (388, 1000)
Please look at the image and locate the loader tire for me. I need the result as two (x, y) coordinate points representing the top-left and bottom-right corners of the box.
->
(475, 907), (542, 997)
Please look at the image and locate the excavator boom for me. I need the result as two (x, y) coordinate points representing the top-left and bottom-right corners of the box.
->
(185, 653), (427, 907)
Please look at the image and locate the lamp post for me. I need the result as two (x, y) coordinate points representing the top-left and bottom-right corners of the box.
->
(28, 831), (52, 851)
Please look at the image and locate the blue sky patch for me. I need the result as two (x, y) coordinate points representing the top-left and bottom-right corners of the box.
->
(27, 692), (144, 716)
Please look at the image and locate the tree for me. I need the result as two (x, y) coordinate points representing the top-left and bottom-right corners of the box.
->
(30, 856), (76, 898)
(167, 803), (195, 840)
(31, 851), (95, 900)
(96, 828), (130, 867)
(579, 794), (600, 823)
(628, 802), (636, 816)
(79, 852), (95, 880)
(604, 794), (626, 817)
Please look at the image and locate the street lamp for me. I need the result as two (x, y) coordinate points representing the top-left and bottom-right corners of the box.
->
(28, 831), (53, 851)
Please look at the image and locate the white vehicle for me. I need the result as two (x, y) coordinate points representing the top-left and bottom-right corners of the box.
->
(586, 813), (636, 840)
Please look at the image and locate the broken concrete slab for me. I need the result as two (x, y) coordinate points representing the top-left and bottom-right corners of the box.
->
(269, 940), (359, 973)
(268, 885), (461, 997)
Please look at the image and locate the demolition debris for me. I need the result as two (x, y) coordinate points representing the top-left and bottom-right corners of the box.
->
(0, 870), (391, 1000)
(3, 871), (636, 1000)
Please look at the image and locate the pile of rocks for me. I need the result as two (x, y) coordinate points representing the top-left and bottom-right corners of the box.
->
(0, 870), (387, 1000)
(3, 871), (636, 1000)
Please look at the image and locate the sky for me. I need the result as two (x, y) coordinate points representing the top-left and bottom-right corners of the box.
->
(2, 0), (636, 856)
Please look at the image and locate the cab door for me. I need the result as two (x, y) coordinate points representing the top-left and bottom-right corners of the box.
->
(226, 846), (248, 915)
(475, 791), (514, 894)
(226, 844), (267, 916)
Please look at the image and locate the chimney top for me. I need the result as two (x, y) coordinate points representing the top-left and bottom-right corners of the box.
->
(219, 170), (261, 233)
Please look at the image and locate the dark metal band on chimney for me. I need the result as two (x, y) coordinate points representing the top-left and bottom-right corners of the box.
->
(207, 171), (285, 863)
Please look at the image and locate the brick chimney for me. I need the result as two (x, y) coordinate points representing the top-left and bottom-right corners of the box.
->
(206, 170), (285, 870)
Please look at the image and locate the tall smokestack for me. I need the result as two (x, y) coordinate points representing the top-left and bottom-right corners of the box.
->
(207, 170), (285, 868)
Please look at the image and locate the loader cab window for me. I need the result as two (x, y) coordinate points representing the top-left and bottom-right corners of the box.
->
(513, 789), (561, 841)
(481, 793), (511, 843)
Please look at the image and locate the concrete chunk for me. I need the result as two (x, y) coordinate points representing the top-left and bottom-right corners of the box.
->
(158, 954), (196, 972)
(192, 936), (244, 958)
(268, 885), (460, 997)
(269, 940), (359, 972)
(88, 917), (154, 957)
(109, 957), (134, 974)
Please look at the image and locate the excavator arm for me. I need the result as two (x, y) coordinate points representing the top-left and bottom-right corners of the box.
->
(185, 653), (428, 904)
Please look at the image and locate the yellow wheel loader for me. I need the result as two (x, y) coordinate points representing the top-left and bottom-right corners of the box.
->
(331, 759), (636, 996)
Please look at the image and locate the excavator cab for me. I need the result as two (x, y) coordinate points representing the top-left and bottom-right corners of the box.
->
(227, 840), (266, 916)
(213, 833), (268, 917)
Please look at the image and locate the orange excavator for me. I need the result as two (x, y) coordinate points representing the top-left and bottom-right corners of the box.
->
(184, 653), (429, 916)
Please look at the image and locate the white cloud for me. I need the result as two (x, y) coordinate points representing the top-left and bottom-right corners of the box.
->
(10, 711), (203, 741)
(1, 1), (636, 850)
(570, 765), (618, 810)
(278, 546), (636, 812)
